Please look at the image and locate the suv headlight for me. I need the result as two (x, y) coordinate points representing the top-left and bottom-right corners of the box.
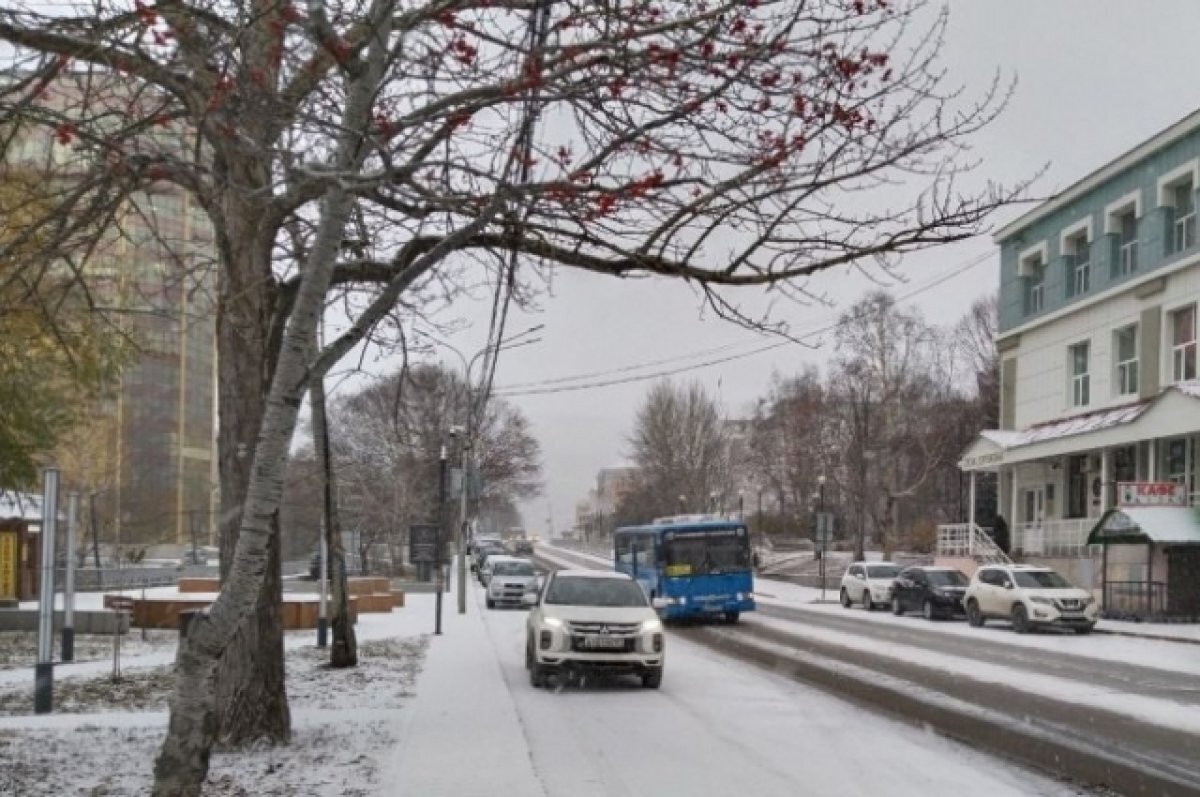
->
(1029, 596), (1053, 605)
(640, 618), (663, 633)
(542, 617), (564, 630)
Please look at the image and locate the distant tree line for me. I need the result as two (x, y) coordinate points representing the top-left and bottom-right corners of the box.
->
(615, 290), (999, 556)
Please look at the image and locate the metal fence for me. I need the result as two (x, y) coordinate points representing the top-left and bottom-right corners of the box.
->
(1103, 580), (1167, 618)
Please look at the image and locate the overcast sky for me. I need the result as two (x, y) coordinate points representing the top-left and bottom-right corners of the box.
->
(340, 1), (1200, 537)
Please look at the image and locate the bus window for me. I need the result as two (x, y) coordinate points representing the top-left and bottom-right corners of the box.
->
(663, 532), (749, 576)
(615, 534), (632, 565)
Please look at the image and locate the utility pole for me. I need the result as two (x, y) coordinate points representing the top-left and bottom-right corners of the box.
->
(63, 493), (78, 662)
(456, 433), (470, 615)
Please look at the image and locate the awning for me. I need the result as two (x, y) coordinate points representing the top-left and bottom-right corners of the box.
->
(1087, 506), (1200, 545)
(958, 380), (1200, 471)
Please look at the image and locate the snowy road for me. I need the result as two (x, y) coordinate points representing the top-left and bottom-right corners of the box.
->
(534, 545), (1200, 794)
(394, 580), (1096, 797)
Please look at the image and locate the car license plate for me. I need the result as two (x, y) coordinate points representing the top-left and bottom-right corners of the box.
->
(581, 635), (625, 649)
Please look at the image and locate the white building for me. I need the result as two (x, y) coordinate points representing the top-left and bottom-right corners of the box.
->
(950, 110), (1200, 619)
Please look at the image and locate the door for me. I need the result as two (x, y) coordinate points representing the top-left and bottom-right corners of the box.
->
(1022, 488), (1046, 554)
(1167, 547), (1200, 615)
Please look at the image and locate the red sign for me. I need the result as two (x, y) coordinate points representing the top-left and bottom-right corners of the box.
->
(1117, 482), (1187, 507)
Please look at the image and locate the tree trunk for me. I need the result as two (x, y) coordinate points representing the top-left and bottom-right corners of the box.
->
(154, 28), (391, 789)
(310, 369), (357, 668)
(213, 169), (290, 745)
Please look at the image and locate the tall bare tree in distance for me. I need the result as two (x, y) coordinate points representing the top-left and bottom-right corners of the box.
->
(0, 0), (1019, 791)
(620, 380), (730, 521)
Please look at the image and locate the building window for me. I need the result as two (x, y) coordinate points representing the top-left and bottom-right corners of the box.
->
(1172, 181), (1196, 255)
(1113, 211), (1138, 277)
(1066, 454), (1088, 519)
(1064, 231), (1090, 298)
(1070, 341), (1090, 407)
(1018, 244), (1048, 317)
(1171, 304), (1197, 382)
(1114, 324), (1138, 396)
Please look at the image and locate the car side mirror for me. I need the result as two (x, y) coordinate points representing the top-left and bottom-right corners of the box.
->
(1004, 581), (1014, 590)
(521, 592), (538, 607)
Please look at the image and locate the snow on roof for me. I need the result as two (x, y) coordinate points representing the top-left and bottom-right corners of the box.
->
(1091, 507), (1200, 545)
(1019, 402), (1148, 445)
(0, 491), (44, 521)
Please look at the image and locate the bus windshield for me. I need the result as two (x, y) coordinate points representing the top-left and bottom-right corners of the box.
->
(663, 532), (749, 576)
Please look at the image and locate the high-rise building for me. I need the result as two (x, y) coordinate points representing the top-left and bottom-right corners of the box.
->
(3, 75), (219, 548)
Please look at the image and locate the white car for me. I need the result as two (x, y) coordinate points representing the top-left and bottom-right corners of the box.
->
(525, 569), (665, 689)
(485, 556), (538, 609)
(964, 564), (1099, 634)
(839, 561), (901, 610)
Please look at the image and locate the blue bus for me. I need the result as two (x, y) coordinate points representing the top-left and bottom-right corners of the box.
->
(613, 517), (756, 623)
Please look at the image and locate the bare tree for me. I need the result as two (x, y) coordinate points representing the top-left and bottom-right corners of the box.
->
(620, 380), (729, 520)
(832, 291), (951, 557)
(0, 0), (1019, 791)
(745, 368), (833, 528)
(330, 363), (542, 556)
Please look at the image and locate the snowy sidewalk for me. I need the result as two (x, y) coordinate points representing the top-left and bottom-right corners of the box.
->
(378, 576), (545, 797)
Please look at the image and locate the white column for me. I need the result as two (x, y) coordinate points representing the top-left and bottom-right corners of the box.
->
(1100, 448), (1112, 513)
(1149, 439), (1158, 481)
(1010, 466), (1020, 549)
(968, 471), (977, 529)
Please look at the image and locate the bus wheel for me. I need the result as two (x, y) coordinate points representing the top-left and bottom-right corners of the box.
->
(723, 611), (740, 624)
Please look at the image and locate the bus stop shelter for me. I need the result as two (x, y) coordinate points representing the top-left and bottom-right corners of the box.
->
(1088, 506), (1200, 620)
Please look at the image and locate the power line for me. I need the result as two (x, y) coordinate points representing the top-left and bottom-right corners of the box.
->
(494, 250), (993, 397)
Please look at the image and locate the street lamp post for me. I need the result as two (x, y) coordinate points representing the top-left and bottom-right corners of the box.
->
(438, 325), (543, 616)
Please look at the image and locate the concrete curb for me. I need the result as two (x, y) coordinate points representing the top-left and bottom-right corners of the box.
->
(1093, 626), (1200, 645)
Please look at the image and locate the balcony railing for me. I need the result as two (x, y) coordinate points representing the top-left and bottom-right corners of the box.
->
(1014, 518), (1094, 557)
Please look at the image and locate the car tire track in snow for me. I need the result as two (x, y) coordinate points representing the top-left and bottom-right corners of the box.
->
(534, 547), (1193, 796)
(755, 602), (1200, 701)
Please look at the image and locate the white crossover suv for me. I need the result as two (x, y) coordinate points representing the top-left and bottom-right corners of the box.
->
(525, 569), (665, 689)
(839, 561), (901, 610)
(965, 564), (1099, 634)
(485, 556), (538, 609)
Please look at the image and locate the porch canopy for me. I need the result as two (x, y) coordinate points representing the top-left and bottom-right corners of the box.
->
(959, 381), (1200, 472)
(1087, 507), (1200, 545)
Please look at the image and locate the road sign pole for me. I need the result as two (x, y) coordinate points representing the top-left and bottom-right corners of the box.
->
(35, 467), (60, 714)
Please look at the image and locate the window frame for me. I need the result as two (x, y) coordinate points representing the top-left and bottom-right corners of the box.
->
(1068, 340), (1091, 407)
(1170, 304), (1197, 383)
(1113, 324), (1139, 396)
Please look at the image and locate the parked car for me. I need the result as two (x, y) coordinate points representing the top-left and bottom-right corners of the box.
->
(965, 564), (1099, 634)
(891, 566), (970, 620)
(839, 561), (901, 610)
(525, 569), (665, 689)
(485, 556), (538, 609)
(474, 542), (507, 579)
(510, 539), (535, 556)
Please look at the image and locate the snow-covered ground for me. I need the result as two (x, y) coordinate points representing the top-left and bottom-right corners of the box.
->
(383, 577), (1098, 797)
(0, 588), (434, 795)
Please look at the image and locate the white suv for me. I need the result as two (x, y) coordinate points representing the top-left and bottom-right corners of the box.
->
(839, 561), (901, 610)
(525, 569), (665, 689)
(965, 564), (1099, 634)
(485, 556), (538, 609)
